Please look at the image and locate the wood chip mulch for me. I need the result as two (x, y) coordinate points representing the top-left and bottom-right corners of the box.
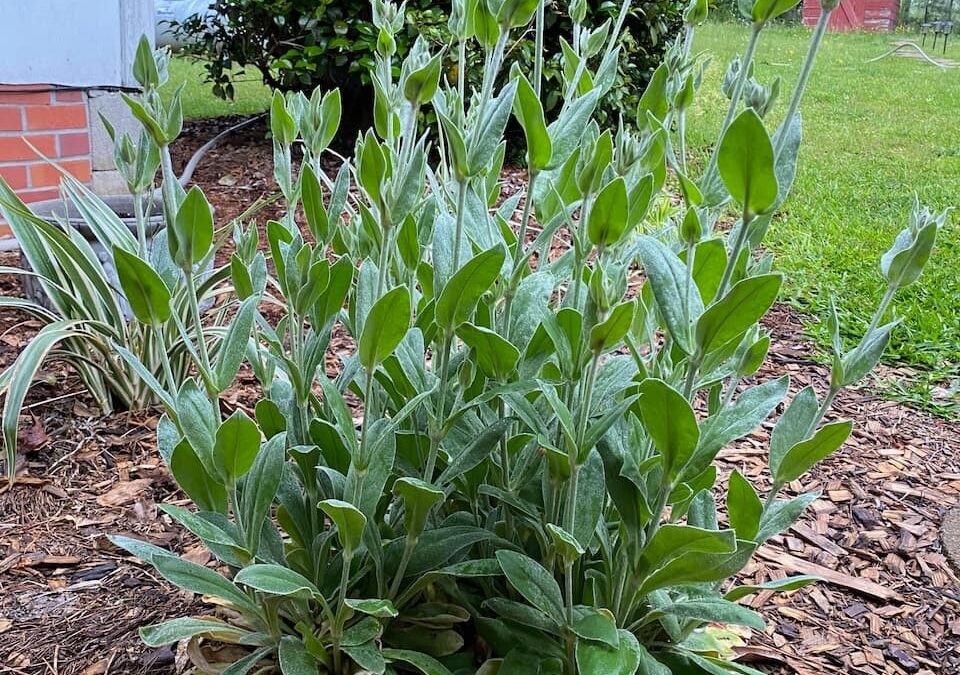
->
(0, 118), (957, 674)
(722, 305), (960, 675)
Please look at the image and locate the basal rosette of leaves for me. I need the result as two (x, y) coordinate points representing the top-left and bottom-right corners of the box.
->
(28, 0), (943, 673)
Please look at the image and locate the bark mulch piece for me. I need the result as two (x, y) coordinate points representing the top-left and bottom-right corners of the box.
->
(1, 118), (958, 673)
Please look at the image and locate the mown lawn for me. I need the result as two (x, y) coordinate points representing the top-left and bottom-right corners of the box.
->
(165, 57), (272, 118)
(688, 23), (959, 406)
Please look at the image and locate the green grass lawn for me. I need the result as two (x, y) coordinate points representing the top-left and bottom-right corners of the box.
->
(689, 23), (959, 405)
(165, 57), (272, 119)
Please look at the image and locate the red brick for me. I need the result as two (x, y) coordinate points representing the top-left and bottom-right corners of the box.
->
(0, 108), (21, 132)
(19, 187), (60, 203)
(58, 132), (89, 157)
(54, 89), (84, 103)
(29, 158), (90, 187)
(0, 90), (53, 105)
(0, 165), (28, 190)
(25, 104), (86, 131)
(0, 134), (57, 161)
(0, 84), (51, 91)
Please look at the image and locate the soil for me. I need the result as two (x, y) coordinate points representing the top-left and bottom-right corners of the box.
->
(1, 116), (958, 675)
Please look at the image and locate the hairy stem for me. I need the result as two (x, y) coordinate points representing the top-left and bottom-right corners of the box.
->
(564, 351), (601, 532)
(534, 1), (546, 96)
(388, 537), (417, 599)
(865, 283), (897, 336)
(775, 9), (832, 157)
(716, 210), (754, 299)
(133, 190), (148, 258)
(423, 181), (469, 479)
(476, 31), (509, 131)
(159, 145), (182, 228)
(458, 38), (467, 115)
(603, 0), (634, 65)
(332, 554), (352, 674)
(502, 171), (538, 332)
(706, 24), (762, 175)
(153, 324), (177, 393)
(184, 269), (213, 381)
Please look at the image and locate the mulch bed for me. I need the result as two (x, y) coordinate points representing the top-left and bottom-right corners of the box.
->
(1, 117), (958, 674)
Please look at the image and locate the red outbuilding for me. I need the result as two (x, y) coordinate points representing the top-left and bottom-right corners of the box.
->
(802, 0), (901, 31)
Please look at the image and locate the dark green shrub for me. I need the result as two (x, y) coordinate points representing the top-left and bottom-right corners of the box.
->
(172, 0), (684, 135)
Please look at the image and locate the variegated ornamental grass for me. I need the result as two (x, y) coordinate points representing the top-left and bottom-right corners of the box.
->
(0, 0), (946, 673)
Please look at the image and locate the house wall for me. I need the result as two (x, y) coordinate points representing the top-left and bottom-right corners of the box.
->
(0, 0), (155, 238)
(0, 1), (153, 89)
(0, 85), (92, 208)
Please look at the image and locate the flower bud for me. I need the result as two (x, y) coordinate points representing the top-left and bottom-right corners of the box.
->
(684, 0), (709, 26)
(570, 0), (588, 24)
(679, 207), (701, 247)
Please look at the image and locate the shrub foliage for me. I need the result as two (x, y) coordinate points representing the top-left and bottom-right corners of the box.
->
(172, 0), (684, 132)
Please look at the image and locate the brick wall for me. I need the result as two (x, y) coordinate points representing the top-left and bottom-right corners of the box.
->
(0, 84), (93, 237)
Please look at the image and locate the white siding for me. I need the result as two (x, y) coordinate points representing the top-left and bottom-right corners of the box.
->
(0, 0), (155, 88)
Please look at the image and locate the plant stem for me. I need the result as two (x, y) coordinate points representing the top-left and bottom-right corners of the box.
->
(570, 193), (594, 314)
(424, 330), (453, 481)
(153, 324), (177, 393)
(133, 190), (148, 258)
(502, 171), (538, 332)
(533, 1), (545, 97)
(716, 211), (754, 300)
(458, 38), (467, 116)
(809, 385), (839, 437)
(159, 145), (181, 227)
(496, 394), (516, 538)
(682, 23), (695, 57)
(497, 397), (512, 490)
(865, 283), (896, 336)
(564, 560), (575, 624)
(476, 31), (509, 130)
(283, 144), (296, 227)
(676, 24), (696, 175)
(332, 553), (352, 674)
(721, 375), (741, 407)
(721, 24), (762, 137)
(376, 224), (393, 298)
(423, 180), (470, 480)
(564, 351), (600, 532)
(228, 486), (244, 540)
(677, 110), (688, 176)
(775, 9), (831, 157)
(184, 268), (213, 378)
(762, 481), (783, 513)
(564, 38), (589, 104)
(452, 180), (469, 270)
(612, 548), (629, 616)
(682, 354), (701, 399)
(399, 103), (420, 170)
(706, 24), (762, 174)
(603, 0), (634, 65)
(643, 478), (674, 547)
(388, 537), (417, 599)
